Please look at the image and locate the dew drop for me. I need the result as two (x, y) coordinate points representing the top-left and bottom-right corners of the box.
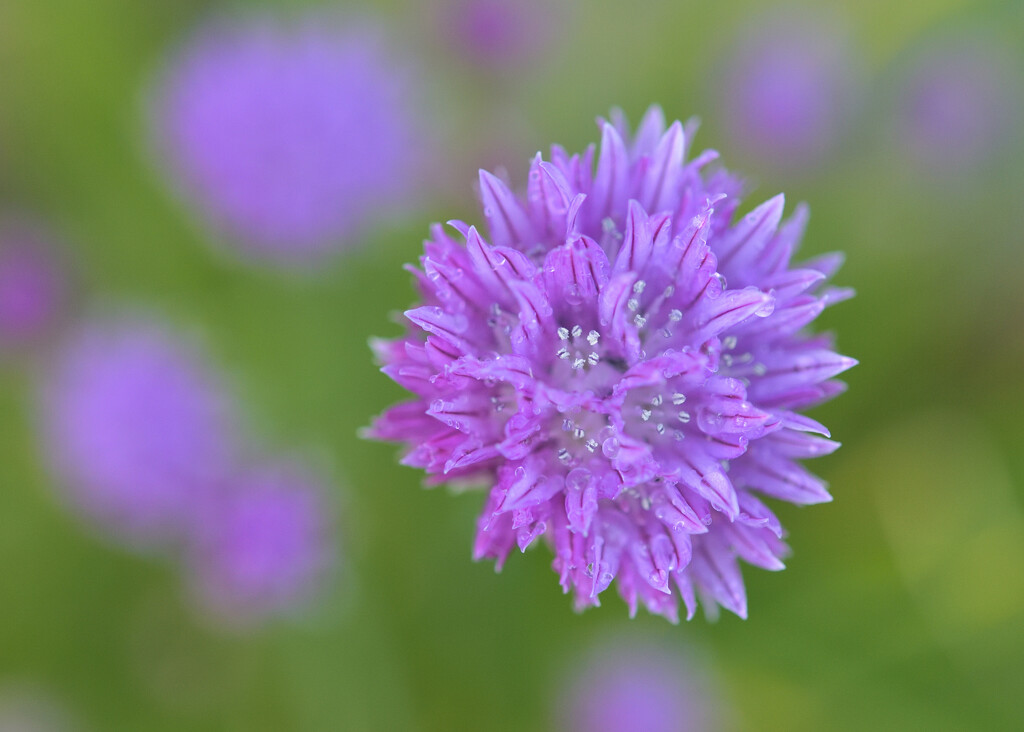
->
(565, 468), (592, 492)
(755, 298), (775, 317)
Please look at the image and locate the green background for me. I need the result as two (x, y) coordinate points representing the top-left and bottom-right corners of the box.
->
(2, 0), (1023, 729)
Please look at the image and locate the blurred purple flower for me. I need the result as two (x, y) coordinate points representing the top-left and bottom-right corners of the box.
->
(894, 34), (1020, 172)
(720, 12), (861, 170)
(438, 0), (556, 69)
(0, 221), (66, 354)
(185, 461), (333, 625)
(368, 106), (853, 621)
(151, 15), (425, 265)
(558, 638), (718, 732)
(0, 684), (76, 732)
(40, 318), (235, 548)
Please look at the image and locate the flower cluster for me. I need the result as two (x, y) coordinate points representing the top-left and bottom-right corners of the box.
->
(41, 318), (334, 625)
(150, 14), (424, 265)
(0, 219), (67, 356)
(369, 107), (853, 621)
(719, 10), (862, 170)
(558, 637), (718, 732)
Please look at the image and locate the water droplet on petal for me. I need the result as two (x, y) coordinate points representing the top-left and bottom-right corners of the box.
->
(565, 468), (592, 492)
(601, 438), (621, 459)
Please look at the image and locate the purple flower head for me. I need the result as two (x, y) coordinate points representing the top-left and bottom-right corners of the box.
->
(151, 14), (425, 265)
(368, 106), (854, 621)
(0, 221), (67, 354)
(437, 0), (557, 70)
(40, 318), (235, 548)
(0, 684), (75, 732)
(894, 33), (1020, 173)
(557, 638), (719, 732)
(185, 461), (334, 625)
(720, 11), (861, 170)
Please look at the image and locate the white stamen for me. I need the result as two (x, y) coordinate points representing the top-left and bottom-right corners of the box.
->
(587, 330), (600, 346)
(571, 325), (583, 338)
(557, 326), (570, 340)
(668, 309), (682, 322)
(640, 408), (652, 422)
(677, 411), (691, 423)
(672, 393), (687, 405)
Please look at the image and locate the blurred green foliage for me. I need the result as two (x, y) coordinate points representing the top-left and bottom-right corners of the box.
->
(1, 0), (1023, 730)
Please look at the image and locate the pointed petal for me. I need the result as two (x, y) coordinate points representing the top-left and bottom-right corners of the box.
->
(542, 235), (610, 308)
(687, 287), (775, 344)
(464, 226), (537, 299)
(734, 453), (832, 505)
(590, 122), (630, 222)
(750, 350), (857, 396)
(759, 268), (826, 303)
(726, 523), (786, 571)
(737, 491), (784, 538)
(639, 121), (684, 213)
(479, 169), (534, 248)
(527, 154), (571, 237)
(763, 429), (841, 459)
(631, 105), (667, 159)
(716, 194), (786, 272)
(404, 306), (472, 352)
(802, 251), (845, 280)
(692, 542), (748, 618)
(598, 272), (642, 362)
(612, 200), (650, 276)
(675, 452), (740, 520)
